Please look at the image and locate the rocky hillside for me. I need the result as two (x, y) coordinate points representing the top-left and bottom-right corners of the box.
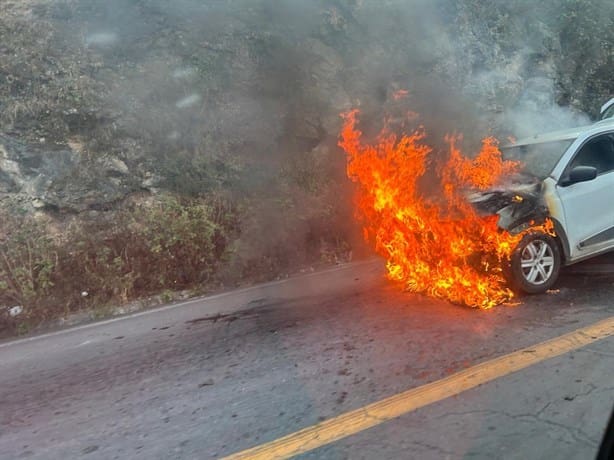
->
(2, 0), (612, 212)
(1, 0), (613, 332)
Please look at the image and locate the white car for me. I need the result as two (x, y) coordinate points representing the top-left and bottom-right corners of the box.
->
(471, 118), (614, 293)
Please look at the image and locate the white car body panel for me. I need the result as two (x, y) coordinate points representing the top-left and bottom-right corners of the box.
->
(507, 119), (614, 265)
(554, 172), (614, 260)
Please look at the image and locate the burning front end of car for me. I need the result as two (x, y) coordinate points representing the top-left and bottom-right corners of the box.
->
(338, 109), (558, 309)
(464, 179), (561, 295)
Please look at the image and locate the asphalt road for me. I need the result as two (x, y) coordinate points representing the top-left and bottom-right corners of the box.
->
(1, 259), (613, 460)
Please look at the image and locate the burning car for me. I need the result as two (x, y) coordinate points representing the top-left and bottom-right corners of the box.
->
(340, 109), (614, 308)
(471, 118), (614, 294)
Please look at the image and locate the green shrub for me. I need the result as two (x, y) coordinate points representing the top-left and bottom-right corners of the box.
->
(58, 194), (238, 305)
(0, 194), (238, 334)
(0, 218), (56, 314)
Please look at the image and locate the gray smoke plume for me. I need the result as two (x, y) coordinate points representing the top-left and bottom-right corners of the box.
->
(4, 0), (614, 270)
(46, 0), (613, 165)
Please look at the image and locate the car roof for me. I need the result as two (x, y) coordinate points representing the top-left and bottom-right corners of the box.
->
(504, 118), (614, 148)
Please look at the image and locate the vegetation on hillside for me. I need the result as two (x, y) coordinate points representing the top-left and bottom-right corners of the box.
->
(1, 0), (613, 334)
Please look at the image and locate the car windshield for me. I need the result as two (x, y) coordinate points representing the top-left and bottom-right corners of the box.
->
(501, 139), (575, 179)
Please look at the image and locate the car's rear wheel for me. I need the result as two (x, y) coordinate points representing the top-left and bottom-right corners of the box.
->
(508, 232), (561, 294)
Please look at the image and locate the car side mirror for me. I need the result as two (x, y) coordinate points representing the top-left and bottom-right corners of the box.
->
(561, 166), (598, 186)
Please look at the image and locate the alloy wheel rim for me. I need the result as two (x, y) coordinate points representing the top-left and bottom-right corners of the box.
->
(520, 240), (555, 285)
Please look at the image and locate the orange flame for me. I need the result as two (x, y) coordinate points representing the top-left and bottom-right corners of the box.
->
(339, 109), (553, 309)
(392, 89), (409, 100)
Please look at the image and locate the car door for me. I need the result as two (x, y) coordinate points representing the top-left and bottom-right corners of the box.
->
(556, 133), (614, 260)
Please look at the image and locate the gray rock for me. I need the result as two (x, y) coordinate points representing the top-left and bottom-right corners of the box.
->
(0, 135), (138, 212)
(101, 157), (130, 177)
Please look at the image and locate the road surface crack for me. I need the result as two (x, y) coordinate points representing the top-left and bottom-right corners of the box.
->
(562, 383), (597, 401)
(497, 410), (598, 446)
(577, 347), (614, 358)
(410, 440), (455, 457)
(432, 407), (598, 446)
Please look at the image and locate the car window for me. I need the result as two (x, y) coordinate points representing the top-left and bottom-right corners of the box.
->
(568, 134), (614, 175)
(501, 139), (574, 179)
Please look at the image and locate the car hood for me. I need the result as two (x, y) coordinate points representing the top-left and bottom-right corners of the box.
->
(467, 178), (549, 233)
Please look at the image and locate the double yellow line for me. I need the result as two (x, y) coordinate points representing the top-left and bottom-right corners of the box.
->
(223, 316), (614, 460)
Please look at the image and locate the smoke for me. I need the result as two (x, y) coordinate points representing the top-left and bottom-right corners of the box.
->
(454, 9), (593, 140)
(14, 0), (614, 268)
(502, 78), (592, 139)
(84, 31), (118, 48)
(52, 0), (608, 168)
(23, 0), (614, 154)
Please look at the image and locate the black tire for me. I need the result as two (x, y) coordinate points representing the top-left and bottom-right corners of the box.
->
(508, 232), (562, 294)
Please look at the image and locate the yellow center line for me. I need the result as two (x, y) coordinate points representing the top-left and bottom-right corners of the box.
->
(221, 315), (614, 460)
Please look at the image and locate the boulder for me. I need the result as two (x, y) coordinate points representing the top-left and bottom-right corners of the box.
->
(0, 135), (138, 212)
